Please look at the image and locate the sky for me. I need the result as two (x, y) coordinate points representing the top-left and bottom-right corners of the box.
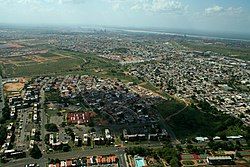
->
(0, 0), (250, 34)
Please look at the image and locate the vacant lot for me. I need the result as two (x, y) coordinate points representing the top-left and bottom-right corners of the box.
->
(4, 82), (25, 92)
(1, 50), (141, 87)
(3, 77), (27, 92)
(1, 51), (91, 77)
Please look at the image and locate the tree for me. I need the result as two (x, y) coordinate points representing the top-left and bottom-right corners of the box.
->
(45, 123), (59, 132)
(0, 126), (7, 145)
(30, 144), (42, 159)
(90, 128), (96, 133)
(176, 145), (183, 152)
(88, 120), (95, 127)
(0, 65), (3, 77)
(1, 101), (10, 122)
(158, 147), (178, 163)
(45, 89), (62, 103)
(186, 144), (193, 152)
(65, 128), (75, 141)
(236, 151), (242, 158)
(33, 131), (41, 141)
(62, 145), (71, 152)
(44, 134), (50, 144)
(170, 157), (180, 167)
(126, 147), (152, 156)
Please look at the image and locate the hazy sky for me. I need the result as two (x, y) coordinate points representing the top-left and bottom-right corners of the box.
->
(0, 0), (250, 33)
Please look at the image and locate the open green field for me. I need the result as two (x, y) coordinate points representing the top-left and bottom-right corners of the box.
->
(1, 50), (139, 84)
(181, 154), (195, 160)
(239, 151), (250, 156)
(1, 51), (86, 77)
(3, 57), (82, 77)
(180, 41), (250, 61)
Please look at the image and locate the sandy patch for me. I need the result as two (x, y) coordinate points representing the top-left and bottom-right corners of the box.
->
(4, 83), (25, 92)
(26, 55), (48, 63)
(4, 77), (27, 92)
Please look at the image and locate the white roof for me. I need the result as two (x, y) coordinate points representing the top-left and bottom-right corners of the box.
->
(207, 156), (232, 160)
(195, 137), (209, 141)
(227, 135), (243, 139)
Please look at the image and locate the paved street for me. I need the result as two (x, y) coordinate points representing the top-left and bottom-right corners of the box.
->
(40, 87), (47, 153)
(0, 76), (4, 117)
(20, 110), (29, 144)
(5, 147), (126, 167)
(4, 143), (166, 167)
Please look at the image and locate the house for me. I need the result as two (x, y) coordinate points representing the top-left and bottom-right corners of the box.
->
(195, 137), (209, 142)
(67, 112), (92, 124)
(105, 129), (112, 139)
(207, 156), (233, 165)
(227, 135), (243, 140)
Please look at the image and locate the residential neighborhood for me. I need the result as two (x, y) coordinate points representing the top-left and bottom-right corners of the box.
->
(0, 24), (249, 167)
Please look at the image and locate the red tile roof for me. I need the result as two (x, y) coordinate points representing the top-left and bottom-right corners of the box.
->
(67, 112), (91, 124)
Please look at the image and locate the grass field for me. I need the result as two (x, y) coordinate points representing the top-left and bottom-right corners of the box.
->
(46, 109), (60, 117)
(1, 51), (85, 77)
(0, 50), (136, 83)
(239, 151), (250, 156)
(181, 154), (195, 160)
(199, 154), (207, 159)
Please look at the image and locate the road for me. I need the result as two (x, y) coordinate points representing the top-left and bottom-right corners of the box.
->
(119, 153), (128, 167)
(0, 76), (4, 117)
(40, 86), (47, 153)
(5, 147), (126, 167)
(19, 110), (29, 144)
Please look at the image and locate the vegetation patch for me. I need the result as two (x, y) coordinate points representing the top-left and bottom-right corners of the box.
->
(153, 100), (185, 118)
(168, 105), (248, 139)
(182, 160), (195, 165)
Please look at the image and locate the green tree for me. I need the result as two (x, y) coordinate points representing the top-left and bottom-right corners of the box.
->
(158, 147), (178, 163)
(88, 120), (95, 127)
(62, 145), (71, 152)
(176, 145), (183, 152)
(90, 128), (96, 132)
(0, 65), (3, 77)
(45, 123), (59, 132)
(170, 157), (180, 167)
(30, 144), (42, 159)
(65, 128), (75, 141)
(1, 101), (10, 122)
(0, 126), (7, 145)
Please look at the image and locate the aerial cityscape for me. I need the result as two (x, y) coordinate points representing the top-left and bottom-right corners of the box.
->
(0, 0), (250, 167)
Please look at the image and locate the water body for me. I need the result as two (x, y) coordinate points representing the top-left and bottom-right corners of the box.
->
(118, 28), (250, 42)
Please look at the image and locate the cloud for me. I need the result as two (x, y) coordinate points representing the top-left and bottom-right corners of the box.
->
(205, 5), (242, 16)
(205, 5), (223, 15)
(103, 0), (188, 13)
(103, 0), (126, 11)
(112, 3), (120, 11)
(130, 0), (188, 14)
(0, 0), (85, 5)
